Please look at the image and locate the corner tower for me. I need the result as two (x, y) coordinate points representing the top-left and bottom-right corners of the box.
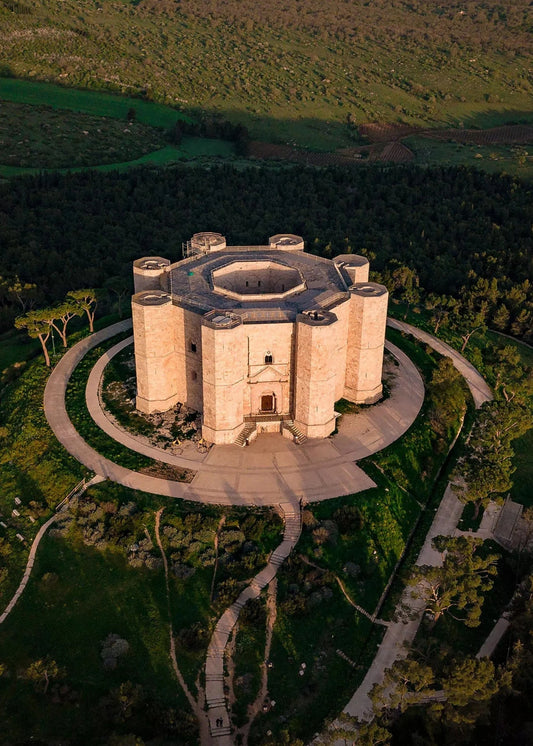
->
(344, 282), (388, 404)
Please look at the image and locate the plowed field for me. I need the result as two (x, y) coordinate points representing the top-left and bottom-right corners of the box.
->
(423, 125), (533, 145)
(358, 122), (421, 142)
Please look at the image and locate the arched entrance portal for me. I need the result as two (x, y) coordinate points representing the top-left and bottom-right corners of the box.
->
(260, 393), (276, 413)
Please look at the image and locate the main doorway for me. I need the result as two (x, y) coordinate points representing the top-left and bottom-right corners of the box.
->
(261, 394), (275, 412)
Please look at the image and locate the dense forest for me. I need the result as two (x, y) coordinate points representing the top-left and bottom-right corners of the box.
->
(1, 163), (532, 333)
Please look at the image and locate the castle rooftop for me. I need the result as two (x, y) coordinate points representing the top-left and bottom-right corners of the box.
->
(166, 244), (350, 322)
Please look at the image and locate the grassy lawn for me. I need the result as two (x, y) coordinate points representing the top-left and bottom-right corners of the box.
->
(457, 501), (485, 532)
(0, 463), (284, 744)
(0, 328), (39, 370)
(2, 1), (533, 150)
(252, 580), (380, 744)
(0, 81), (236, 176)
(64, 332), (194, 480)
(0, 358), (86, 607)
(0, 77), (192, 129)
(232, 597), (268, 726)
(0, 531), (194, 744)
(0, 140), (238, 177)
(388, 304), (533, 514)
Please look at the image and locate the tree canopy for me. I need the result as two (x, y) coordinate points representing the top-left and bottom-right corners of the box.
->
(410, 535), (499, 627)
(1, 165), (532, 338)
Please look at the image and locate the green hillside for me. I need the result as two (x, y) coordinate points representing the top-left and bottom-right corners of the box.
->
(0, 0), (532, 148)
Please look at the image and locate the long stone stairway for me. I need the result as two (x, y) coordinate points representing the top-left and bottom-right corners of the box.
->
(204, 502), (302, 743)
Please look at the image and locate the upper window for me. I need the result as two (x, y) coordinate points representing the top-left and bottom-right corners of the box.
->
(265, 353), (273, 364)
(190, 341), (197, 353)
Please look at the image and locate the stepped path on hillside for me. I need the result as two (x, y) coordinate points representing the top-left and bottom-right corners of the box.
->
(44, 319), (424, 506)
(204, 501), (302, 744)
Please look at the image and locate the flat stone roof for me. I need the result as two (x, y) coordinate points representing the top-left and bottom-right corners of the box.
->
(167, 246), (350, 322)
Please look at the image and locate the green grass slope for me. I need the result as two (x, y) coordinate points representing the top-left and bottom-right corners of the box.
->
(0, 0), (532, 148)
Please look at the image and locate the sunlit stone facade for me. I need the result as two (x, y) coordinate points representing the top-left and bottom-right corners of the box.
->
(132, 233), (388, 445)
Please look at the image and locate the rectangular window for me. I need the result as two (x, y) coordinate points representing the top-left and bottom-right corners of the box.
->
(190, 342), (197, 353)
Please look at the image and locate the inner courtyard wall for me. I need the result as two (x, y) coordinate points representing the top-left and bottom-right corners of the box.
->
(213, 262), (302, 295)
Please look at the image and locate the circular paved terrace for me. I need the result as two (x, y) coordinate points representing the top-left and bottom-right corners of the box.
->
(44, 319), (425, 506)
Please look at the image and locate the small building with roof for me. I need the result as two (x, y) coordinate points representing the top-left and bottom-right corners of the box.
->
(131, 233), (388, 445)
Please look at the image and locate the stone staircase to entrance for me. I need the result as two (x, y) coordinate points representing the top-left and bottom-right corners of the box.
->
(233, 423), (256, 447)
(282, 419), (307, 444)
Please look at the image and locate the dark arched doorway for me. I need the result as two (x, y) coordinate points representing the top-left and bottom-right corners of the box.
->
(260, 394), (275, 412)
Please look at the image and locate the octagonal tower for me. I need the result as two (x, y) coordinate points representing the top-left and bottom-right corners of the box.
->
(131, 235), (388, 445)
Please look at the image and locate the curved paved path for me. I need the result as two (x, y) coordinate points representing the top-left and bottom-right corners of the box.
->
(44, 320), (425, 506)
(388, 318), (492, 408)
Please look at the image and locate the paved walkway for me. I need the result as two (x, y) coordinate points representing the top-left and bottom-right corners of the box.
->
(44, 321), (425, 506)
(343, 485), (464, 721)
(387, 318), (493, 408)
(476, 614), (511, 659)
(205, 502), (302, 743)
(342, 323), (493, 722)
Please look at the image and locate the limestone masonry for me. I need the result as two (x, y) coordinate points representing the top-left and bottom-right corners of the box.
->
(132, 233), (388, 445)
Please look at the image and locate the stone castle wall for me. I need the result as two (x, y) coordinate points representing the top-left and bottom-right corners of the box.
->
(133, 291), (180, 413)
(201, 319), (246, 444)
(131, 239), (389, 444)
(245, 321), (293, 417)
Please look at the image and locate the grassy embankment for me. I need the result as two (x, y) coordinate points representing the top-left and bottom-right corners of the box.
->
(63, 332), (193, 480)
(2, 75), (532, 176)
(406, 135), (533, 180)
(0, 475), (283, 744)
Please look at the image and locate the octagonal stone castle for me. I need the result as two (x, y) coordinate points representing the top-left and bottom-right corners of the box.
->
(132, 233), (388, 445)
